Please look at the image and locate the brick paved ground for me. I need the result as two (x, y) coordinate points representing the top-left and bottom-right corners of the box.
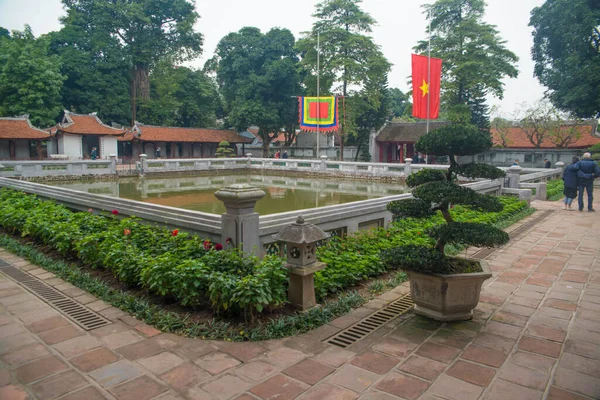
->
(1, 193), (599, 399)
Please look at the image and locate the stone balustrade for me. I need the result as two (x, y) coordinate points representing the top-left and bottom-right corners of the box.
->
(0, 159), (562, 257)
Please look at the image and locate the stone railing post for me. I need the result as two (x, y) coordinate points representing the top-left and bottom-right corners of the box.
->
(215, 184), (265, 255)
(139, 154), (148, 175)
(404, 158), (413, 176)
(109, 154), (117, 174)
(507, 165), (523, 189)
(320, 155), (328, 171)
(555, 161), (565, 172)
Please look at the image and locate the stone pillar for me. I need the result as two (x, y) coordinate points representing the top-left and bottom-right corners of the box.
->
(507, 165), (523, 189)
(215, 184), (266, 255)
(404, 158), (413, 176)
(109, 154), (117, 174)
(139, 154), (148, 174)
(555, 161), (565, 171)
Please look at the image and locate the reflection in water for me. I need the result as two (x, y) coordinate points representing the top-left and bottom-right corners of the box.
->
(49, 173), (409, 215)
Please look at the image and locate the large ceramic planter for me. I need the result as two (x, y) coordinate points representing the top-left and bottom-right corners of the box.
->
(405, 259), (492, 322)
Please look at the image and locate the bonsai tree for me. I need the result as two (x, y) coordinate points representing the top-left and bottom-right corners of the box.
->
(215, 141), (236, 158)
(383, 122), (510, 274)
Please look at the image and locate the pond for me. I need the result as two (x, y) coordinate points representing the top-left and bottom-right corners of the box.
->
(49, 173), (409, 215)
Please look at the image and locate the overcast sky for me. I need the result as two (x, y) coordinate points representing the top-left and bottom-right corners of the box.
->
(0, 0), (546, 115)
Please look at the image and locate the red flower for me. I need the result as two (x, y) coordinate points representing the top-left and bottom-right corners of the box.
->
(214, 243), (223, 251)
(123, 229), (131, 236)
(172, 229), (179, 236)
(203, 240), (211, 250)
(111, 209), (119, 215)
(416, 231), (422, 235)
(225, 237), (233, 244)
(87, 208), (93, 213)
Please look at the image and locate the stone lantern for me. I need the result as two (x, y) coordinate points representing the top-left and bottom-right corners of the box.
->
(273, 216), (330, 310)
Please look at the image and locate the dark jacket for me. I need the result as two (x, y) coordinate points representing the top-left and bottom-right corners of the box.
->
(562, 164), (579, 189)
(545, 160), (551, 168)
(573, 159), (600, 183)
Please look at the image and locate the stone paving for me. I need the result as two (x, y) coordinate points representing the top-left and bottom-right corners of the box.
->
(1, 195), (600, 400)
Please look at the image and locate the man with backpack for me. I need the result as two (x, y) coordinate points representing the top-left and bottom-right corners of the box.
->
(573, 153), (600, 212)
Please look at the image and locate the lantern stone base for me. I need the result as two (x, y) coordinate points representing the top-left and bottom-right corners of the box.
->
(287, 262), (326, 311)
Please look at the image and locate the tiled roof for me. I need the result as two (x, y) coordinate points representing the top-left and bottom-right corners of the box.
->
(492, 124), (600, 149)
(376, 122), (449, 143)
(119, 123), (252, 144)
(0, 116), (51, 140)
(59, 111), (125, 136)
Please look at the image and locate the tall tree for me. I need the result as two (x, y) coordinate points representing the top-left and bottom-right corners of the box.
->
(387, 88), (410, 120)
(490, 106), (512, 148)
(61, 0), (203, 123)
(514, 101), (562, 148)
(208, 27), (302, 157)
(530, 0), (600, 118)
(414, 0), (519, 130)
(297, 0), (391, 158)
(138, 62), (221, 128)
(0, 26), (64, 127)
(48, 26), (131, 126)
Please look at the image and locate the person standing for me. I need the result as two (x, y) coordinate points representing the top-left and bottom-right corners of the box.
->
(282, 151), (288, 159)
(512, 159), (520, 166)
(90, 147), (98, 160)
(155, 146), (161, 159)
(562, 157), (579, 210)
(544, 158), (551, 168)
(573, 152), (600, 212)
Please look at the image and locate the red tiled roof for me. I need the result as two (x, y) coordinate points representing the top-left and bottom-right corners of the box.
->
(59, 111), (125, 136)
(119, 123), (252, 144)
(492, 124), (600, 149)
(0, 117), (51, 140)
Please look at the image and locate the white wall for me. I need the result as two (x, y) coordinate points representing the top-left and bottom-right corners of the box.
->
(59, 134), (83, 159)
(100, 136), (118, 159)
(296, 132), (329, 147)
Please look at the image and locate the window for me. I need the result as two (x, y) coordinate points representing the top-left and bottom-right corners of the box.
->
(524, 154), (533, 163)
(534, 154), (543, 163)
(490, 152), (496, 161)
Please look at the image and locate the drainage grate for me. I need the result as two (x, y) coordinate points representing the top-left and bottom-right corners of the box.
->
(325, 293), (414, 348)
(471, 210), (553, 260)
(0, 262), (111, 331)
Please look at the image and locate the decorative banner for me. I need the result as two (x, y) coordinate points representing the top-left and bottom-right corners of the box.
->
(411, 54), (443, 120)
(298, 96), (339, 132)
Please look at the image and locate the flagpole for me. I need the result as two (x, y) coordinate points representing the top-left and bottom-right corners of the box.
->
(426, 11), (432, 164)
(316, 31), (320, 159)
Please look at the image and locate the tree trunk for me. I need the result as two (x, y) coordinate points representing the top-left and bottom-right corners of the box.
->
(134, 64), (150, 100)
(262, 133), (269, 158)
(130, 64), (150, 125)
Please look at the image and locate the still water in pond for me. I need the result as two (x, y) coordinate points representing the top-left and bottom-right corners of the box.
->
(50, 173), (409, 215)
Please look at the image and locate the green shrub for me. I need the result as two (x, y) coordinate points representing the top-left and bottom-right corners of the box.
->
(215, 141), (236, 158)
(546, 179), (564, 201)
(316, 195), (528, 298)
(384, 123), (510, 274)
(0, 189), (285, 318)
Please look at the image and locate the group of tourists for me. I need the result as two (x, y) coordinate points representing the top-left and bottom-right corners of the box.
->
(274, 151), (288, 159)
(562, 153), (600, 212)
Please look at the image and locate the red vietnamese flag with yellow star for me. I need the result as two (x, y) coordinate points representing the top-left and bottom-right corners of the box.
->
(412, 54), (442, 119)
